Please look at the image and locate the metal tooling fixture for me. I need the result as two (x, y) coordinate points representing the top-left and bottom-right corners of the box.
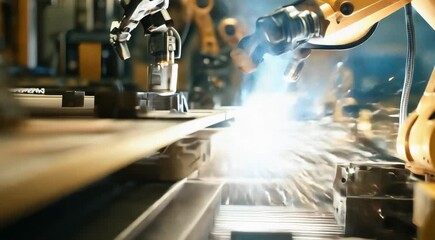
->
(94, 86), (189, 118)
(12, 87), (188, 118)
(333, 163), (416, 238)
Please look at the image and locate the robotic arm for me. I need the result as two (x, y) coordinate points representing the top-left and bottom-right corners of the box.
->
(232, 0), (435, 176)
(231, 0), (433, 77)
(110, 0), (181, 95)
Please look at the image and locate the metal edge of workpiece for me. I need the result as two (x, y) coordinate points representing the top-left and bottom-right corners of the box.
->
(183, 180), (224, 240)
(0, 110), (228, 225)
(14, 94), (94, 108)
(215, 106), (239, 120)
(114, 179), (187, 240)
(135, 179), (224, 240)
(14, 94), (95, 116)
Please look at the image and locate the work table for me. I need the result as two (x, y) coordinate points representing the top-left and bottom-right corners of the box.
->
(0, 110), (231, 225)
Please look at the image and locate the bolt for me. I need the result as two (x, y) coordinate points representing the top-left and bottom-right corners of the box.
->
(340, 2), (354, 15)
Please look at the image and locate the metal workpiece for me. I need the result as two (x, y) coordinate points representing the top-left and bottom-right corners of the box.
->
(137, 91), (188, 113)
(14, 92), (94, 116)
(94, 81), (188, 118)
(136, 180), (224, 240)
(113, 179), (187, 240)
(211, 206), (344, 240)
(219, 180), (333, 209)
(199, 120), (397, 210)
(13, 87), (188, 118)
(199, 121), (416, 239)
(334, 163), (414, 197)
(0, 176), (176, 240)
(158, 135), (211, 181)
(333, 163), (415, 238)
(118, 129), (220, 181)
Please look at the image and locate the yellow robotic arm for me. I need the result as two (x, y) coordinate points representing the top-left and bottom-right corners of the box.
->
(232, 0), (433, 72)
(312, 0), (434, 45)
(232, 0), (435, 177)
(397, 68), (435, 176)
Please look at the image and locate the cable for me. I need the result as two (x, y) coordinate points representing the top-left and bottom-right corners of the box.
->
(180, 17), (193, 47)
(169, 26), (182, 59)
(399, 3), (416, 127)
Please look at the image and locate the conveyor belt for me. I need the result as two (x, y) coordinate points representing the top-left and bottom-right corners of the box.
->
(210, 205), (344, 240)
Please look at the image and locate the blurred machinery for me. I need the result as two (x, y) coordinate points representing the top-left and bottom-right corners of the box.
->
(181, 0), (246, 108)
(0, 0), (435, 240)
(0, 0), (246, 108)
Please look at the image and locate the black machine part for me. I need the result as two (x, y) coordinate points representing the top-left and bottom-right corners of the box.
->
(333, 163), (416, 239)
(236, 4), (323, 69)
(231, 231), (293, 240)
(94, 82), (188, 118)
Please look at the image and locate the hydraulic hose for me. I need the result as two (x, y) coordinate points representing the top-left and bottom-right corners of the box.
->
(399, 3), (416, 127)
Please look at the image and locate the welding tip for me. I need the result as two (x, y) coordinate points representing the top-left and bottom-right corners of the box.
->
(284, 48), (311, 82)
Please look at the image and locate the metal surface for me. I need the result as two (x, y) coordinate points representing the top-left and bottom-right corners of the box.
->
(115, 179), (187, 240)
(158, 135), (211, 181)
(13, 89), (188, 117)
(333, 163), (415, 238)
(95, 87), (189, 118)
(0, 110), (229, 225)
(197, 117), (414, 239)
(211, 206), (344, 240)
(14, 93), (94, 116)
(136, 180), (224, 240)
(0, 177), (175, 240)
(138, 92), (189, 113)
(118, 129), (216, 181)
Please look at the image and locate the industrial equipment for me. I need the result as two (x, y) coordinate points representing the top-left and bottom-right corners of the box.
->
(110, 0), (182, 95)
(181, 0), (246, 108)
(231, 0), (434, 238)
(231, 0), (434, 175)
(9, 0), (187, 118)
(0, 0), (434, 239)
(231, 0), (432, 75)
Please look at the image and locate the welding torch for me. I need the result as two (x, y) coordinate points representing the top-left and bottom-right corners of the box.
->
(231, 0), (424, 81)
